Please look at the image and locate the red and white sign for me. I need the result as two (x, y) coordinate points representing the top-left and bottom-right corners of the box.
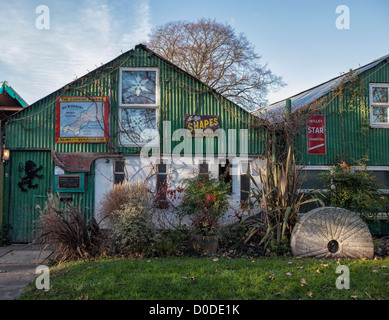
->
(307, 115), (326, 155)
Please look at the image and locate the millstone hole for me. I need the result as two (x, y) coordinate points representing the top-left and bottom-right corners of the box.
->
(327, 240), (339, 253)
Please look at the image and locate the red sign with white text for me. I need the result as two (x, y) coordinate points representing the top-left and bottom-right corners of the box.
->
(307, 115), (326, 155)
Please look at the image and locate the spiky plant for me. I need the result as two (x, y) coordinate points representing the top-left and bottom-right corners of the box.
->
(244, 147), (323, 250)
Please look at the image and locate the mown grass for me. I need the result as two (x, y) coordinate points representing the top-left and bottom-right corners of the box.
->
(20, 256), (389, 300)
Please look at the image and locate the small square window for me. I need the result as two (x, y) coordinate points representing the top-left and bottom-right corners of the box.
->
(372, 107), (388, 123)
(119, 108), (158, 146)
(120, 70), (157, 106)
(372, 87), (388, 103)
(199, 162), (209, 175)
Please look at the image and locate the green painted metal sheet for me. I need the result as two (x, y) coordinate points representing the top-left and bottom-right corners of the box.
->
(295, 60), (389, 166)
(3, 45), (263, 242)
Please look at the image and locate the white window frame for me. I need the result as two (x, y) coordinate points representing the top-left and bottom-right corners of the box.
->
(370, 83), (389, 128)
(118, 67), (160, 147)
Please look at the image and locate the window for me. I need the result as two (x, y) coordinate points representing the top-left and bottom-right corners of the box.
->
(119, 68), (159, 146)
(114, 160), (125, 184)
(156, 163), (167, 201)
(240, 162), (251, 202)
(370, 83), (389, 127)
(199, 162), (209, 176)
(219, 160), (232, 194)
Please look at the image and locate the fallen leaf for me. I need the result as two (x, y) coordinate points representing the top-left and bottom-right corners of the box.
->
(268, 274), (275, 281)
(321, 264), (329, 268)
(364, 292), (374, 300)
(316, 270), (321, 274)
(300, 278), (308, 287)
(297, 266), (304, 269)
(215, 269), (221, 274)
(191, 276), (196, 281)
(181, 276), (188, 280)
(79, 295), (88, 300)
(273, 292), (281, 296)
(322, 284), (329, 289)
(385, 282), (389, 288)
(212, 258), (219, 262)
(372, 270), (379, 274)
(286, 272), (292, 276)
(378, 266), (389, 269)
(288, 261), (293, 264)
(147, 260), (151, 263)
(251, 260), (255, 263)
(306, 291), (314, 298)
(351, 295), (358, 300)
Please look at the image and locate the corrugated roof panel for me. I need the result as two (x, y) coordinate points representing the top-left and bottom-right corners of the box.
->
(253, 54), (389, 123)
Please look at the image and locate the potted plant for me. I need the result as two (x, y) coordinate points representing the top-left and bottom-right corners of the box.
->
(179, 173), (231, 255)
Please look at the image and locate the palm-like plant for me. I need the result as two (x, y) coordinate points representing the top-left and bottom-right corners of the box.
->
(244, 147), (323, 249)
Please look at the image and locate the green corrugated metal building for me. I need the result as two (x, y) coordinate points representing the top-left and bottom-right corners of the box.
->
(3, 44), (389, 242)
(2, 44), (265, 242)
(257, 54), (389, 182)
(256, 54), (389, 234)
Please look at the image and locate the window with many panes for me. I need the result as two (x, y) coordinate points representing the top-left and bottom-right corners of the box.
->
(370, 83), (389, 127)
(119, 68), (159, 146)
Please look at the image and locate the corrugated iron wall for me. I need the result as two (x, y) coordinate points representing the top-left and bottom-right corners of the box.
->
(3, 45), (264, 242)
(295, 60), (389, 166)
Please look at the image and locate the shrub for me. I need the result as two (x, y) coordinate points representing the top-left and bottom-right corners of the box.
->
(244, 147), (323, 251)
(37, 194), (103, 263)
(319, 161), (389, 215)
(105, 182), (157, 257)
(0, 224), (10, 246)
(98, 182), (136, 226)
(179, 174), (231, 236)
(152, 229), (194, 257)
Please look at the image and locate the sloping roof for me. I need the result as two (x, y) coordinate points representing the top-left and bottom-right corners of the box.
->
(0, 81), (28, 108)
(8, 44), (250, 120)
(252, 54), (389, 123)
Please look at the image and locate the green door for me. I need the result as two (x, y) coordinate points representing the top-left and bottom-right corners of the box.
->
(7, 151), (53, 243)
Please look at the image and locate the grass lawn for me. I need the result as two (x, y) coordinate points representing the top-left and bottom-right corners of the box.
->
(20, 256), (389, 300)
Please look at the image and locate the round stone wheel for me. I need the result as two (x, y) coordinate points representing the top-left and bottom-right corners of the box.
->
(291, 207), (374, 259)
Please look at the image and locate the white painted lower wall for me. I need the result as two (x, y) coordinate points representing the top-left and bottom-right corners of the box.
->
(94, 155), (265, 228)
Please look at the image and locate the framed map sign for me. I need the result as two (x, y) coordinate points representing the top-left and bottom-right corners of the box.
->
(55, 96), (109, 143)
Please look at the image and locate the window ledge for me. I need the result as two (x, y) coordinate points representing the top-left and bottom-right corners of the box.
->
(370, 123), (389, 129)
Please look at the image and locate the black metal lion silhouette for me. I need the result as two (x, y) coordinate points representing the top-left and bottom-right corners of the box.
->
(18, 160), (43, 192)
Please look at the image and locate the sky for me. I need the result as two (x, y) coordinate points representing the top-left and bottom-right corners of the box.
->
(0, 0), (388, 107)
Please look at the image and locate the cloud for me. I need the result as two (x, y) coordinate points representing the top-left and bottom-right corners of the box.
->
(0, 0), (152, 104)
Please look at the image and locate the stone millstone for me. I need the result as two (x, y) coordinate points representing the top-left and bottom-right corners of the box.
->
(291, 207), (374, 259)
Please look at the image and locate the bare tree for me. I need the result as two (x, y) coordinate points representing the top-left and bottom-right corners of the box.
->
(147, 18), (284, 111)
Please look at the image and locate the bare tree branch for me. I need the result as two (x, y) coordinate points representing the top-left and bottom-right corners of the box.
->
(147, 18), (285, 111)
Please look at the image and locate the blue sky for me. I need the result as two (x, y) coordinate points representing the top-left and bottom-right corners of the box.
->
(1, 0), (388, 106)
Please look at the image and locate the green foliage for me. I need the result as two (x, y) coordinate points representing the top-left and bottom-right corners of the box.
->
(268, 236), (290, 256)
(37, 194), (103, 263)
(319, 161), (389, 215)
(245, 147), (323, 251)
(20, 257), (389, 300)
(107, 183), (156, 257)
(179, 174), (231, 235)
(0, 224), (10, 246)
(152, 229), (195, 257)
